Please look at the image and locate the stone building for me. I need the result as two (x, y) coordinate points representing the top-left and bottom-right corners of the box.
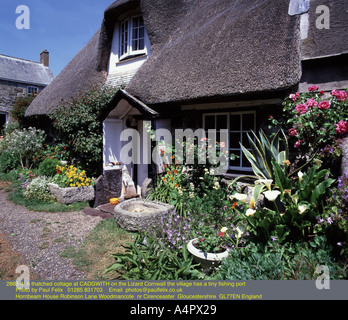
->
(0, 50), (54, 130)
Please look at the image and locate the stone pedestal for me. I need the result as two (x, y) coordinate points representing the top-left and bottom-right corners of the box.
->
(93, 169), (122, 207)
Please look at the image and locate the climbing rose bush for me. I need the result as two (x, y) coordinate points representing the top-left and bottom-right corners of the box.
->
(270, 87), (348, 170)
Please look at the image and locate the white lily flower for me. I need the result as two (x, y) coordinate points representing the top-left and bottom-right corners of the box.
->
(236, 226), (245, 239)
(263, 190), (281, 202)
(231, 193), (247, 203)
(298, 205), (307, 214)
(220, 227), (228, 233)
(298, 171), (304, 182)
(246, 208), (256, 216)
(255, 179), (273, 190)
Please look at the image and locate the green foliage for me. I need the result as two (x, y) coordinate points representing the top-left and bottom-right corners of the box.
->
(38, 157), (62, 177)
(23, 176), (55, 202)
(270, 88), (348, 171)
(0, 151), (20, 173)
(49, 86), (120, 176)
(11, 93), (37, 126)
(240, 129), (289, 180)
(5, 126), (46, 169)
(218, 236), (346, 280)
(105, 233), (205, 280)
(245, 162), (335, 244)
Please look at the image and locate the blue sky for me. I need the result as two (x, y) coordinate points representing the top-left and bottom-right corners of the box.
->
(0, 0), (115, 76)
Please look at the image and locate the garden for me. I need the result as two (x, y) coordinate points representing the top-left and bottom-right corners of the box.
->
(0, 86), (347, 280)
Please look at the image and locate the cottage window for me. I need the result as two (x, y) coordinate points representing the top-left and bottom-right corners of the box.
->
(119, 16), (146, 60)
(27, 86), (38, 96)
(0, 112), (8, 131)
(203, 111), (256, 171)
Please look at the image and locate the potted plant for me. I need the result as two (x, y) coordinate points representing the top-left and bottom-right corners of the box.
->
(187, 226), (231, 269)
(48, 164), (95, 204)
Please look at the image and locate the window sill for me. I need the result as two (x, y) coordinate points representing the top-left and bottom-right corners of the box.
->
(117, 53), (147, 66)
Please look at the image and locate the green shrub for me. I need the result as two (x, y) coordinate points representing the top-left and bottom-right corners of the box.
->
(0, 152), (20, 173)
(23, 176), (55, 202)
(105, 232), (205, 280)
(217, 236), (347, 280)
(38, 157), (62, 177)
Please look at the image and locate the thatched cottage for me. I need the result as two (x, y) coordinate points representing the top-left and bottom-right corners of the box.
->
(25, 0), (348, 200)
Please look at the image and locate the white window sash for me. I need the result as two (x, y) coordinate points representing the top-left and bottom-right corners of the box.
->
(202, 111), (256, 171)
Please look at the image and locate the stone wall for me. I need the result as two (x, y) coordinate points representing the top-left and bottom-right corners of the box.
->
(0, 79), (45, 122)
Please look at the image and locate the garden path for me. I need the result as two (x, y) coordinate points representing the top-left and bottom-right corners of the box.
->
(0, 186), (102, 280)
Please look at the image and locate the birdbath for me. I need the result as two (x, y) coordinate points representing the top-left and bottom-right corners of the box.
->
(114, 198), (174, 231)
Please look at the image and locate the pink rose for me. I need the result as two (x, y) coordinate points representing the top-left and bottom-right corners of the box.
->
(219, 141), (226, 148)
(288, 128), (298, 136)
(331, 89), (347, 102)
(289, 92), (300, 101)
(335, 120), (348, 135)
(318, 101), (330, 109)
(295, 104), (308, 114)
(308, 85), (319, 92)
(294, 140), (302, 148)
(306, 98), (318, 108)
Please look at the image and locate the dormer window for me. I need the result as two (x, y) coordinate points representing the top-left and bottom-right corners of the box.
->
(119, 16), (146, 60)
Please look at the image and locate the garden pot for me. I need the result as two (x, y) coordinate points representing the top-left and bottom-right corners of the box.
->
(187, 239), (229, 269)
(48, 183), (95, 204)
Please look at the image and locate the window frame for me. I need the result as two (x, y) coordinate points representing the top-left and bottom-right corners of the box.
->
(119, 15), (146, 60)
(202, 110), (256, 172)
(27, 86), (38, 96)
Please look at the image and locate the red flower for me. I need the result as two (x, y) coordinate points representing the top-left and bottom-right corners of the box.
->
(295, 104), (308, 114)
(308, 85), (319, 91)
(331, 89), (347, 102)
(199, 238), (205, 242)
(288, 128), (298, 137)
(318, 101), (330, 109)
(218, 232), (225, 237)
(335, 120), (348, 135)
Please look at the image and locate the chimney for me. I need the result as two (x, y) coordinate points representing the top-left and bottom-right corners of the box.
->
(40, 50), (49, 67)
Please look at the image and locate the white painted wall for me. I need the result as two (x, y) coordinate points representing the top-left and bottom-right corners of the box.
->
(106, 20), (151, 88)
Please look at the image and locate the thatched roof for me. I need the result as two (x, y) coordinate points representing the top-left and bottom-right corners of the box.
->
(26, 0), (302, 116)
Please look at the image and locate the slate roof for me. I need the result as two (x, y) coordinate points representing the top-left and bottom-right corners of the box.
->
(0, 54), (54, 86)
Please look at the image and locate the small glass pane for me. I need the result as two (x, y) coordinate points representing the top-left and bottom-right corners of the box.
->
(230, 115), (240, 131)
(139, 39), (144, 50)
(242, 113), (254, 131)
(216, 115), (227, 130)
(204, 116), (215, 130)
(230, 132), (240, 149)
(229, 154), (240, 167)
(242, 132), (251, 149)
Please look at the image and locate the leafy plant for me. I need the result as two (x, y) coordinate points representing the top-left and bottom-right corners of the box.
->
(11, 93), (38, 126)
(270, 87), (347, 172)
(0, 151), (20, 173)
(240, 129), (289, 180)
(49, 86), (120, 176)
(5, 127), (46, 169)
(244, 162), (335, 243)
(105, 233), (205, 280)
(38, 157), (62, 177)
(23, 176), (55, 202)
